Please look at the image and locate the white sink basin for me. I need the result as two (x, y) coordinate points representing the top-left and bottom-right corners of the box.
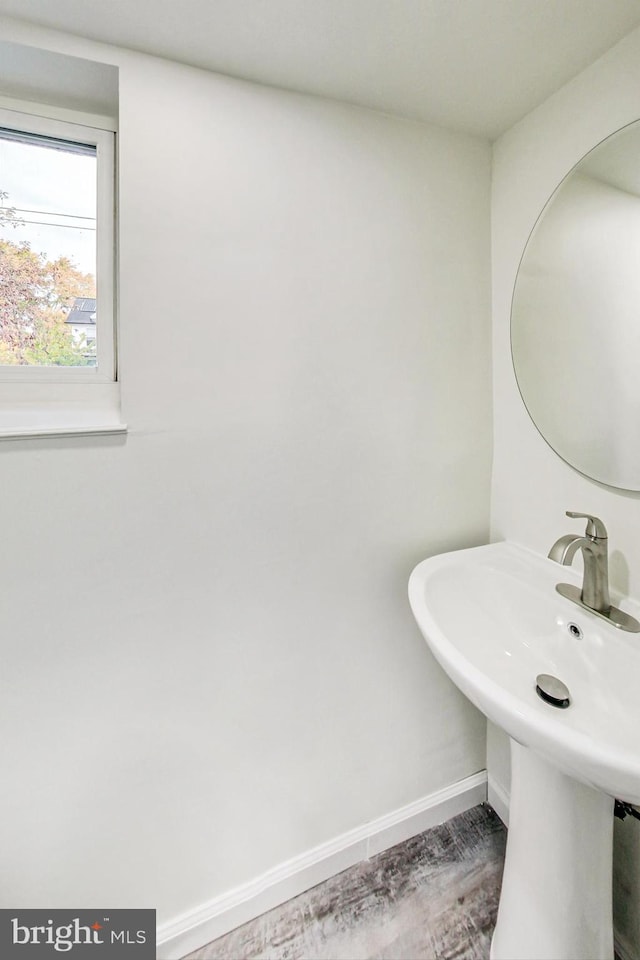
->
(408, 540), (640, 960)
(408, 540), (640, 804)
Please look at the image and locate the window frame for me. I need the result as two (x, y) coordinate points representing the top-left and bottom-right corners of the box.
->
(0, 105), (116, 383)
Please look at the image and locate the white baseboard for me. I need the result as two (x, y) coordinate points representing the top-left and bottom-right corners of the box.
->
(156, 770), (488, 960)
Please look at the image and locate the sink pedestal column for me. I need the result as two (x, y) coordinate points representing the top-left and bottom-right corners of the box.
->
(491, 739), (614, 960)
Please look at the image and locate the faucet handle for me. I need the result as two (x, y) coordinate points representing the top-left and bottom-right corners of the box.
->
(566, 512), (608, 539)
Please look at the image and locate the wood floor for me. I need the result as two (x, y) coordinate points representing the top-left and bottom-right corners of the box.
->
(184, 804), (506, 960)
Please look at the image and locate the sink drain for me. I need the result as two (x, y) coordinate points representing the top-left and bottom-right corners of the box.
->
(536, 673), (571, 709)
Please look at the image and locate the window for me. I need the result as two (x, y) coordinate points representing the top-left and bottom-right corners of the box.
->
(0, 107), (115, 382)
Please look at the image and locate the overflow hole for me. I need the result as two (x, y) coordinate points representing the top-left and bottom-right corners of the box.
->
(568, 622), (583, 639)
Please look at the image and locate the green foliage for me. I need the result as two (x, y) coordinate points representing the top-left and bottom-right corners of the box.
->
(0, 230), (96, 367)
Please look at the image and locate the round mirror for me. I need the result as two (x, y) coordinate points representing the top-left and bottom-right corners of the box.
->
(511, 120), (640, 491)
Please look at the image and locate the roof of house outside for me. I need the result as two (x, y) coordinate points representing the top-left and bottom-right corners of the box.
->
(65, 297), (96, 326)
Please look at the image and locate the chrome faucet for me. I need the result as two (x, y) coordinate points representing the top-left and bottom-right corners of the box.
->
(548, 512), (640, 632)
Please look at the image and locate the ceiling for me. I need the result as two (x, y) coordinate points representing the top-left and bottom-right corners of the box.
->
(0, 0), (639, 139)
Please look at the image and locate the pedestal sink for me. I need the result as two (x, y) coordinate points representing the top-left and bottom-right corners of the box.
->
(408, 541), (640, 960)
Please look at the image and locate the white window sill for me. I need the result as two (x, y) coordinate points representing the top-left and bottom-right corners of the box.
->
(0, 380), (124, 441)
(0, 423), (127, 441)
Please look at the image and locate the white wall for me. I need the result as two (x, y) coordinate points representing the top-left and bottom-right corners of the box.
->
(0, 19), (492, 934)
(491, 23), (640, 959)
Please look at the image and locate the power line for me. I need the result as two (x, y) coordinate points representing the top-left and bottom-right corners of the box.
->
(1, 218), (95, 232)
(12, 206), (95, 221)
